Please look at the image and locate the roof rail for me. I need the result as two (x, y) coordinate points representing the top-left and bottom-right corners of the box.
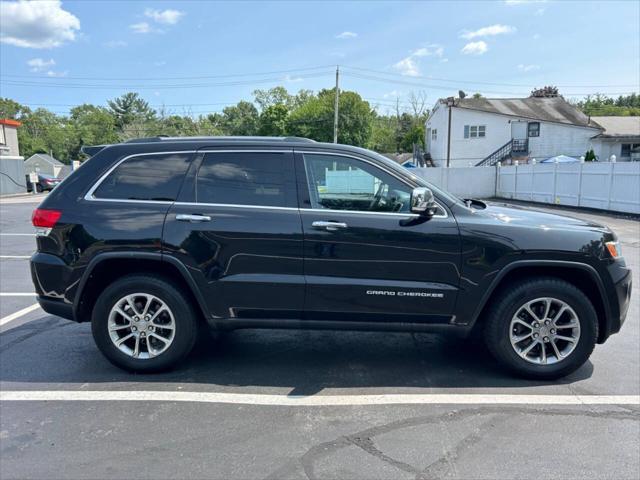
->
(123, 136), (316, 143)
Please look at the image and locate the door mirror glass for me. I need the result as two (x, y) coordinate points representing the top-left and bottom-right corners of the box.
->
(410, 187), (437, 216)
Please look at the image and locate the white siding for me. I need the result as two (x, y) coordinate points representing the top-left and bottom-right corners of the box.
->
(424, 103), (448, 167)
(425, 106), (601, 167)
(527, 122), (600, 161)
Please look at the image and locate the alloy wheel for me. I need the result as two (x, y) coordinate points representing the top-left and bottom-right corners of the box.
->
(107, 293), (176, 359)
(509, 297), (581, 365)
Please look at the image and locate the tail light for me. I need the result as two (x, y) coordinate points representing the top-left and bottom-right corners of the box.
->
(32, 208), (62, 228)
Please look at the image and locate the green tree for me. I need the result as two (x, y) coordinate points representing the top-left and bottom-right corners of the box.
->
(68, 104), (119, 157)
(400, 124), (425, 152)
(367, 115), (397, 152)
(253, 86), (292, 110)
(287, 88), (374, 146)
(258, 104), (289, 136)
(221, 100), (259, 135)
(107, 92), (155, 129)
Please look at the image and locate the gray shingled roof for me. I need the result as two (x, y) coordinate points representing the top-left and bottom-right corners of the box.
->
(25, 153), (64, 166)
(591, 116), (640, 138)
(451, 97), (600, 128)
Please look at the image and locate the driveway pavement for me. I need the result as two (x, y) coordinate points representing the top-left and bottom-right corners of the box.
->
(1, 195), (638, 479)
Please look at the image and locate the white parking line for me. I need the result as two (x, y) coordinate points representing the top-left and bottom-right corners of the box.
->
(0, 303), (40, 327)
(0, 233), (35, 236)
(0, 256), (31, 259)
(0, 293), (36, 296)
(0, 390), (638, 406)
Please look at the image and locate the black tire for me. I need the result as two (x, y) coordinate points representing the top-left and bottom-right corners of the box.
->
(91, 274), (198, 373)
(36, 183), (43, 193)
(484, 277), (598, 380)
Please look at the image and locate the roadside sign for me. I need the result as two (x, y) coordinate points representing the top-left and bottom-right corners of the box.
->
(28, 172), (38, 184)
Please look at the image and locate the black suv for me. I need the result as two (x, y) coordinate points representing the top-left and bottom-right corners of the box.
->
(30, 137), (632, 378)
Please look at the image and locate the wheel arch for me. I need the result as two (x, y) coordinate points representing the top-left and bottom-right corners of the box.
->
(73, 252), (211, 324)
(471, 260), (612, 343)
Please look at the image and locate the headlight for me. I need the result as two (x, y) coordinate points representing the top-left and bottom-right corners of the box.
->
(605, 241), (622, 259)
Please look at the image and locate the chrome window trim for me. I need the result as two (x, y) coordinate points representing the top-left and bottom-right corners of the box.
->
(297, 150), (448, 219)
(83, 147), (447, 218)
(84, 150), (198, 202)
(174, 201), (299, 212)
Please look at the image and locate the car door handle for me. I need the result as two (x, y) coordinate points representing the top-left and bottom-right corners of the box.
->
(312, 221), (348, 231)
(176, 214), (212, 222)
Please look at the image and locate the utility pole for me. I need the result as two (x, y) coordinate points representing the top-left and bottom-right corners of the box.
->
(446, 97), (454, 168)
(333, 66), (339, 143)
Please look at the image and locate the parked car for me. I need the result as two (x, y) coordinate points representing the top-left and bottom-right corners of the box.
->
(30, 137), (632, 378)
(26, 173), (62, 192)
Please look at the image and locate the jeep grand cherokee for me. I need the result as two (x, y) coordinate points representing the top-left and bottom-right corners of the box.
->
(30, 137), (632, 378)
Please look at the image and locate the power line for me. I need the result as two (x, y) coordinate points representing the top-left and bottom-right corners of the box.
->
(0, 65), (336, 82)
(0, 71), (334, 90)
(341, 65), (640, 89)
(342, 71), (638, 97)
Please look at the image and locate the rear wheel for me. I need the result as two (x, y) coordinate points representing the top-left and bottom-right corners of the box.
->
(92, 275), (198, 372)
(484, 277), (598, 380)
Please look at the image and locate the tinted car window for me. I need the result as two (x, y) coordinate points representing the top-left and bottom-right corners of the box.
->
(197, 151), (295, 207)
(303, 153), (411, 213)
(93, 153), (192, 201)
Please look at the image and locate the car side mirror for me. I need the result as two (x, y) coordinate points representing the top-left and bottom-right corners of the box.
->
(410, 187), (438, 216)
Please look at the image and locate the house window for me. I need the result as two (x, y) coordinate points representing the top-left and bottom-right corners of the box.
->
(464, 125), (486, 139)
(621, 144), (640, 158)
(528, 122), (540, 137)
(431, 129), (437, 141)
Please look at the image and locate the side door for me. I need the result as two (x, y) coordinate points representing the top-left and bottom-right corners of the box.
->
(162, 149), (304, 321)
(296, 151), (461, 324)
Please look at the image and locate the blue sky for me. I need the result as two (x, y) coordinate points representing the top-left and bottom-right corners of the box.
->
(1, 0), (638, 116)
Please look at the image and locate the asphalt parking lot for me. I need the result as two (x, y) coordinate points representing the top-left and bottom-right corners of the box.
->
(1, 194), (638, 480)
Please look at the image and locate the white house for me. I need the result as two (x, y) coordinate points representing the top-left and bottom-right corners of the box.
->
(591, 116), (640, 162)
(425, 96), (603, 167)
(0, 119), (26, 196)
(24, 153), (64, 178)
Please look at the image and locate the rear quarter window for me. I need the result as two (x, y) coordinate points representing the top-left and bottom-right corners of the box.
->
(93, 153), (192, 201)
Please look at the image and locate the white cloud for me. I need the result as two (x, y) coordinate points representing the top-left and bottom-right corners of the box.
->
(393, 44), (444, 76)
(45, 69), (67, 77)
(130, 22), (153, 34)
(27, 57), (66, 76)
(460, 24), (516, 40)
(104, 40), (127, 48)
(27, 58), (55, 72)
(144, 8), (185, 25)
(393, 56), (420, 77)
(533, 33), (541, 40)
(412, 44), (444, 58)
(461, 41), (488, 55)
(383, 90), (401, 98)
(440, 58), (449, 63)
(535, 7), (546, 15)
(518, 64), (540, 72)
(284, 75), (303, 83)
(336, 31), (357, 39)
(154, 60), (167, 67)
(0, 0), (80, 49)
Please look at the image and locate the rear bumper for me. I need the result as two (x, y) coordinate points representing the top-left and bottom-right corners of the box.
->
(31, 252), (77, 322)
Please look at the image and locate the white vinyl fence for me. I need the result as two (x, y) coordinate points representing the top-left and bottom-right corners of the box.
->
(413, 167), (497, 199)
(497, 162), (640, 214)
(413, 162), (640, 214)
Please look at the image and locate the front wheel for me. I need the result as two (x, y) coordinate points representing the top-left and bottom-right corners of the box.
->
(92, 275), (198, 372)
(484, 278), (598, 380)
